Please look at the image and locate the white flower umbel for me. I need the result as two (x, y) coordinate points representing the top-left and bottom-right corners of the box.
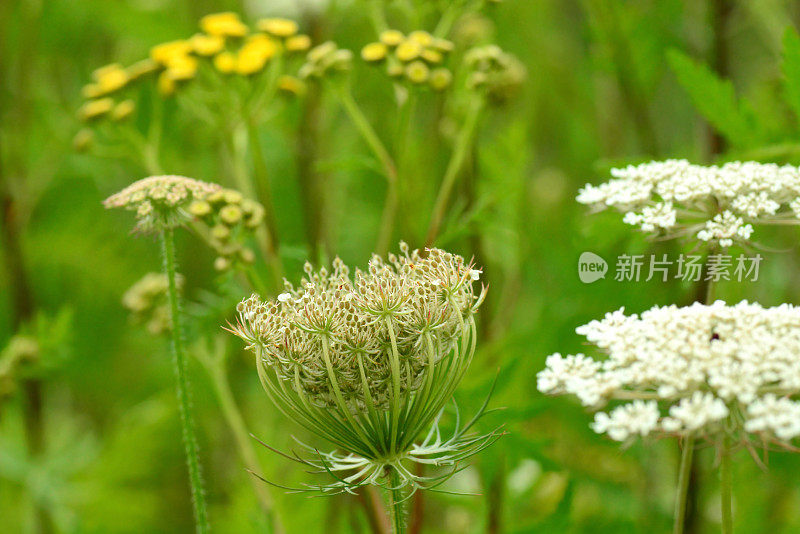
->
(578, 160), (800, 246)
(538, 301), (800, 446)
(230, 243), (499, 497)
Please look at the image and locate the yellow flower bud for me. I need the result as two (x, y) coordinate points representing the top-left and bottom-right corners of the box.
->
(405, 60), (430, 84)
(408, 30), (433, 47)
(257, 18), (299, 38)
(220, 205), (243, 225)
(200, 12), (248, 38)
(285, 34), (312, 52)
(214, 256), (231, 271)
(214, 52), (237, 74)
(222, 189), (243, 204)
(188, 200), (212, 217)
(165, 55), (198, 81)
(150, 40), (192, 65)
(239, 248), (255, 264)
(421, 48), (443, 64)
(395, 40), (422, 62)
(431, 38), (455, 52)
(308, 41), (337, 63)
(92, 63), (129, 94)
(361, 42), (388, 62)
(190, 33), (225, 56)
(379, 30), (404, 47)
(211, 224), (231, 241)
(429, 68), (452, 91)
(78, 98), (114, 121)
(237, 37), (278, 75)
(111, 99), (135, 121)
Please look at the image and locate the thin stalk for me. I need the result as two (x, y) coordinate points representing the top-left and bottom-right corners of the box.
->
(388, 469), (406, 534)
(673, 434), (695, 534)
(335, 84), (399, 254)
(425, 98), (483, 246)
(720, 438), (733, 534)
(161, 228), (209, 534)
(206, 359), (282, 533)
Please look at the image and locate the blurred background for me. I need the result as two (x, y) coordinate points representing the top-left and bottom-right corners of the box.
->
(3, 0), (800, 532)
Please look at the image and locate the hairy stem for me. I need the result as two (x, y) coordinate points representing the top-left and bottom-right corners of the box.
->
(720, 438), (733, 534)
(425, 98), (483, 246)
(673, 434), (695, 534)
(389, 469), (406, 534)
(161, 228), (209, 534)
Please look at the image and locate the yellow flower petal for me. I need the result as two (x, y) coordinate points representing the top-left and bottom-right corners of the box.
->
(78, 98), (114, 121)
(395, 40), (422, 62)
(379, 29), (404, 47)
(92, 63), (128, 94)
(286, 34), (312, 53)
(214, 52), (236, 74)
(190, 33), (225, 56)
(200, 12), (248, 37)
(257, 18), (299, 38)
(361, 42), (388, 62)
(150, 40), (193, 65)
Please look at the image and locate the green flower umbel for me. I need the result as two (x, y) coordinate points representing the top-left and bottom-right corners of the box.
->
(230, 243), (499, 500)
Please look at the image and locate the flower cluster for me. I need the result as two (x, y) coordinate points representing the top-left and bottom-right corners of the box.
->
(187, 188), (265, 271)
(578, 160), (800, 247)
(464, 45), (525, 103)
(76, 12), (313, 148)
(104, 175), (221, 231)
(537, 301), (800, 445)
(122, 272), (183, 335)
(361, 30), (455, 90)
(233, 244), (484, 411)
(230, 244), (496, 492)
(298, 41), (353, 80)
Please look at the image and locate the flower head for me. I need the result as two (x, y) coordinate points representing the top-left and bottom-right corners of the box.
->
(465, 45), (525, 103)
(104, 175), (222, 231)
(578, 160), (800, 246)
(230, 244), (497, 493)
(538, 301), (800, 449)
(363, 29), (455, 92)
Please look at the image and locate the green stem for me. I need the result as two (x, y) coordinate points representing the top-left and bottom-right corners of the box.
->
(335, 84), (399, 253)
(389, 469), (406, 534)
(673, 434), (695, 534)
(206, 357), (282, 533)
(425, 98), (483, 246)
(161, 228), (209, 534)
(720, 438), (733, 534)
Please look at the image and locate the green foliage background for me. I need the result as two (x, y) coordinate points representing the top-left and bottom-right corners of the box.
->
(3, 0), (800, 532)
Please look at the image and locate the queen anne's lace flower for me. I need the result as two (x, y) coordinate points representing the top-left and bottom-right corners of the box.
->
(104, 175), (221, 230)
(578, 160), (800, 246)
(538, 301), (800, 444)
(229, 244), (498, 493)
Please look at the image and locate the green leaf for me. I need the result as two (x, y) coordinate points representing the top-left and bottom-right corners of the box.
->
(667, 49), (759, 148)
(781, 27), (800, 126)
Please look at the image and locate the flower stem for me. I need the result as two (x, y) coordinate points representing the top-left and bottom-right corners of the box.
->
(161, 228), (209, 534)
(206, 355), (282, 533)
(720, 438), (733, 534)
(425, 97), (483, 246)
(389, 469), (406, 534)
(673, 434), (695, 534)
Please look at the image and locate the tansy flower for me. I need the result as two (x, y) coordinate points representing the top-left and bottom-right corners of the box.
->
(277, 75), (305, 96)
(361, 42), (388, 62)
(257, 18), (299, 38)
(236, 36), (279, 75)
(190, 33), (225, 56)
(111, 99), (135, 121)
(78, 98), (114, 121)
(395, 40), (422, 62)
(285, 34), (312, 53)
(150, 40), (193, 66)
(379, 29), (405, 47)
(214, 51), (237, 74)
(92, 63), (129, 94)
(200, 12), (248, 38)
(429, 68), (452, 91)
(407, 30), (433, 46)
(405, 60), (429, 84)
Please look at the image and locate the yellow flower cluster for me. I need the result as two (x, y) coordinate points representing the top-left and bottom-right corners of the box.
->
(361, 30), (454, 90)
(76, 12), (313, 145)
(187, 188), (265, 271)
